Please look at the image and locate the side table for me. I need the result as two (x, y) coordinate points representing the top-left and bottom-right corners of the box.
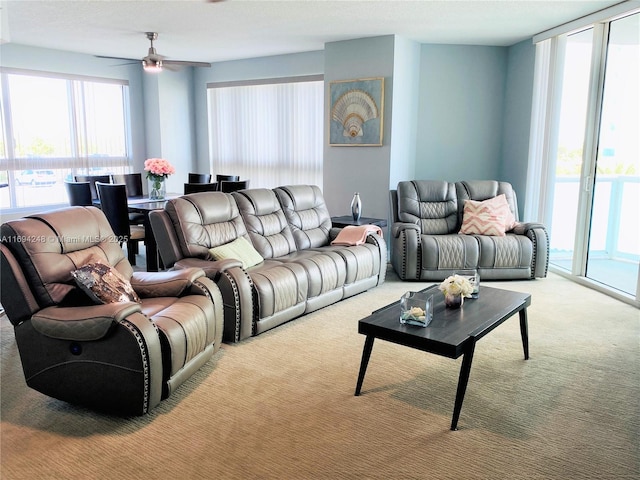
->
(331, 216), (387, 228)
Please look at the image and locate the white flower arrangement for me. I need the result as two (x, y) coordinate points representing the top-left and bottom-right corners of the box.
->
(439, 274), (474, 298)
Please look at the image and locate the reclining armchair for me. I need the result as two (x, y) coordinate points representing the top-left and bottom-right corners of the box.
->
(1, 206), (224, 415)
(390, 180), (549, 281)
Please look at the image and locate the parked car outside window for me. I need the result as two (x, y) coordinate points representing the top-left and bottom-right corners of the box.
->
(15, 170), (57, 185)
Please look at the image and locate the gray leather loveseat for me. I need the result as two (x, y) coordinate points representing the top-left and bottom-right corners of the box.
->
(390, 180), (549, 281)
(150, 185), (387, 343)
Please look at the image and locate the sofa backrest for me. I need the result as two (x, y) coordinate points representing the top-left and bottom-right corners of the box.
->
(396, 180), (458, 234)
(164, 192), (248, 260)
(233, 188), (297, 259)
(0, 206), (130, 314)
(455, 180), (520, 223)
(274, 185), (332, 249)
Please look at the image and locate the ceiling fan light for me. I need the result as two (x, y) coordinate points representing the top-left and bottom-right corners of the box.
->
(143, 59), (162, 73)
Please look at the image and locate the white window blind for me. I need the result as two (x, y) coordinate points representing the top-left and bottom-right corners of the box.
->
(207, 76), (323, 189)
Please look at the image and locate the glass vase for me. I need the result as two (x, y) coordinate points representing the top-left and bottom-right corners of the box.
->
(149, 176), (166, 200)
(351, 192), (362, 221)
(444, 293), (463, 309)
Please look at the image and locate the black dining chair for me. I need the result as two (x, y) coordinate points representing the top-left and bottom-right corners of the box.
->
(184, 182), (219, 194)
(111, 173), (144, 197)
(188, 173), (212, 184)
(111, 173), (145, 225)
(64, 180), (93, 206)
(96, 182), (145, 266)
(74, 174), (112, 202)
(219, 180), (250, 193)
(215, 174), (240, 185)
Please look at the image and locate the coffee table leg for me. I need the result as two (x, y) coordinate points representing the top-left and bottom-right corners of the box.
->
(451, 339), (476, 430)
(355, 336), (375, 396)
(519, 308), (529, 360)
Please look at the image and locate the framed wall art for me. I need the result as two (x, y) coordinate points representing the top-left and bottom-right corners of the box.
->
(329, 77), (384, 146)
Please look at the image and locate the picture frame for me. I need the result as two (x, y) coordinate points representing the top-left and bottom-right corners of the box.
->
(329, 77), (384, 146)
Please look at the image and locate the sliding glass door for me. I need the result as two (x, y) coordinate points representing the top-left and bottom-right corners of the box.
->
(586, 13), (639, 295)
(542, 11), (639, 302)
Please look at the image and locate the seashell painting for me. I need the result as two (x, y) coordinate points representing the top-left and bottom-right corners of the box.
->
(329, 77), (384, 146)
(331, 90), (378, 138)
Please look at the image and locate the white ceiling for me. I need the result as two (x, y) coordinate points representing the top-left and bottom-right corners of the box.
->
(0, 0), (627, 64)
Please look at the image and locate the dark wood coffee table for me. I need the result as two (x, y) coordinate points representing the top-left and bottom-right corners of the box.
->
(355, 285), (531, 430)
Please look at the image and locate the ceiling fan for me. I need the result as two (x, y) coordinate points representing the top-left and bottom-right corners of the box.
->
(97, 32), (211, 73)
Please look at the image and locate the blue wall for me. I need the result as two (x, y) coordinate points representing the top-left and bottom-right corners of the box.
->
(502, 39), (536, 214)
(415, 45), (507, 182)
(0, 38), (536, 218)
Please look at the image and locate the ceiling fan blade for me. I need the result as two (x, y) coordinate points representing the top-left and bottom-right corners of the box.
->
(163, 60), (212, 68)
(96, 55), (138, 62)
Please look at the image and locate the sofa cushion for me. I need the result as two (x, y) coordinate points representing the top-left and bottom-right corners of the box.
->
(396, 180), (458, 234)
(459, 194), (515, 236)
(274, 185), (332, 249)
(164, 193), (248, 259)
(209, 237), (264, 269)
(233, 188), (297, 258)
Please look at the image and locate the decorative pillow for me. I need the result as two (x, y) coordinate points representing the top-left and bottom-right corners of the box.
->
(209, 237), (264, 269)
(459, 194), (515, 237)
(72, 261), (141, 304)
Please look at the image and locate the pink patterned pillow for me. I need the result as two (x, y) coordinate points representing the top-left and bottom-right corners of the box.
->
(459, 194), (516, 237)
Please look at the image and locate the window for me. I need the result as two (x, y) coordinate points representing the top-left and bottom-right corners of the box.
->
(207, 76), (323, 188)
(0, 69), (131, 210)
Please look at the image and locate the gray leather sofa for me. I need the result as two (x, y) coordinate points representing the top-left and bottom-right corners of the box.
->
(390, 180), (549, 281)
(0, 206), (224, 415)
(150, 185), (387, 343)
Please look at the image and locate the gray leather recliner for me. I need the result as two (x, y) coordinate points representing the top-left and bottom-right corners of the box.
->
(390, 180), (549, 281)
(1, 206), (224, 415)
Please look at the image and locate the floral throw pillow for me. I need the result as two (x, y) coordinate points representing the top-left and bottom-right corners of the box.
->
(459, 194), (516, 237)
(72, 261), (141, 304)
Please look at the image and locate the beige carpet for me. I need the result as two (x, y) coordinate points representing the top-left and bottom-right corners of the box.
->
(2, 268), (639, 480)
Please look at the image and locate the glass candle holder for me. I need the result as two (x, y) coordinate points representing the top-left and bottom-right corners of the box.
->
(399, 291), (434, 327)
(455, 269), (480, 299)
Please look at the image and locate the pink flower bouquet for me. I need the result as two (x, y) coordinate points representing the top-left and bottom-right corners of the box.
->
(144, 158), (175, 180)
(144, 158), (175, 200)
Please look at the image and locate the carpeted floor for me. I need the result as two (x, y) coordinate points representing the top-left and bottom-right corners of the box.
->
(2, 267), (639, 479)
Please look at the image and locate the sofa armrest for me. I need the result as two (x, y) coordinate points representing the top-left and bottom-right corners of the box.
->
(131, 268), (207, 297)
(512, 221), (546, 234)
(365, 232), (388, 285)
(512, 222), (549, 278)
(174, 257), (243, 281)
(31, 302), (142, 341)
(390, 222), (421, 280)
(174, 258), (253, 343)
(391, 222), (420, 238)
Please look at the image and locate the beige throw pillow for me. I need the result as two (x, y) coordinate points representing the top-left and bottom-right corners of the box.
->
(209, 237), (264, 269)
